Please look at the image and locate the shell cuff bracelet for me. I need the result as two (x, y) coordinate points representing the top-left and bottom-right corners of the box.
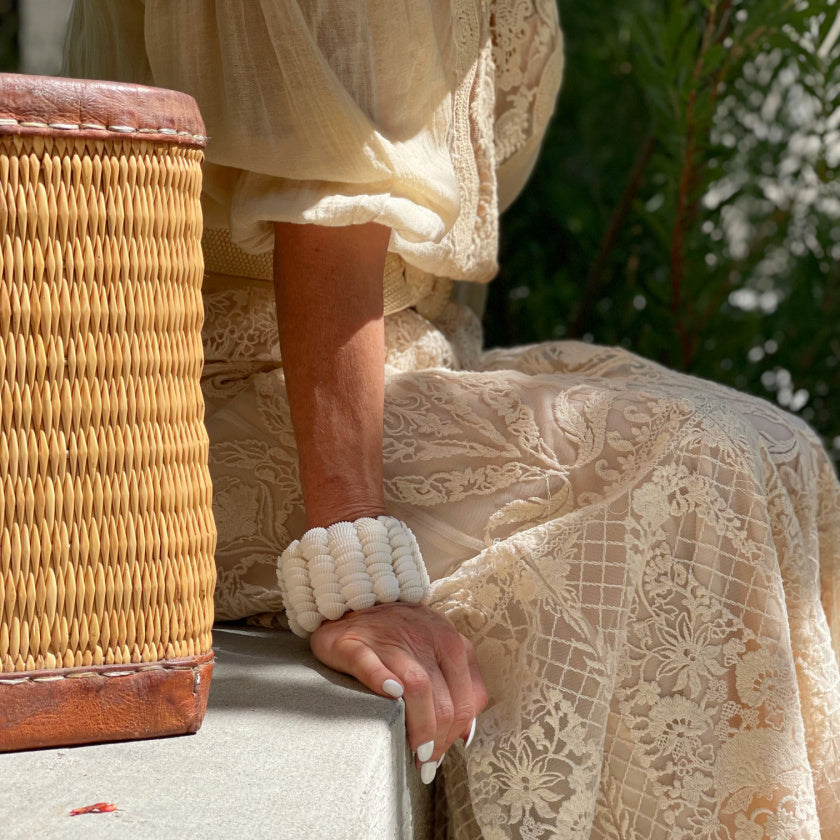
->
(277, 515), (432, 637)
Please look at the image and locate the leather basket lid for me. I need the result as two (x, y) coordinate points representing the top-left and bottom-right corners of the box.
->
(0, 73), (206, 147)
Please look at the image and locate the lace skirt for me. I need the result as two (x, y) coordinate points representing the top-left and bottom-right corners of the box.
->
(203, 276), (840, 840)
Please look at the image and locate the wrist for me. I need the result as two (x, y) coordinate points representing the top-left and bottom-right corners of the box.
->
(302, 471), (385, 528)
(303, 491), (387, 530)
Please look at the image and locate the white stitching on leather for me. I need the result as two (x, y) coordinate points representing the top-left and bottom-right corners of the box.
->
(0, 661), (209, 684)
(0, 116), (207, 143)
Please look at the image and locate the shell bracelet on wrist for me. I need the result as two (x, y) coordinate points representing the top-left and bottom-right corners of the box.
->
(277, 515), (432, 638)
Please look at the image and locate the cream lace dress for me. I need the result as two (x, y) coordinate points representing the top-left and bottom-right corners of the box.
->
(64, 2), (840, 838)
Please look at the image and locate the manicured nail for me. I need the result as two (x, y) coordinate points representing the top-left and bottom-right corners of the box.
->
(382, 679), (403, 698)
(416, 740), (435, 763)
(420, 761), (437, 784)
(464, 718), (476, 749)
(437, 753), (446, 769)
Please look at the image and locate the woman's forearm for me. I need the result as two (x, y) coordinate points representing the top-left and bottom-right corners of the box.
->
(274, 221), (487, 772)
(273, 221), (390, 528)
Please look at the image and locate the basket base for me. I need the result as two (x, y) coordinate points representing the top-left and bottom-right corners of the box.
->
(0, 653), (213, 752)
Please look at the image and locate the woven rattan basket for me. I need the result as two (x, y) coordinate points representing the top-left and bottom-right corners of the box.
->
(0, 74), (216, 751)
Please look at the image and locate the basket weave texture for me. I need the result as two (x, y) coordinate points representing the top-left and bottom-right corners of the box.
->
(0, 75), (216, 748)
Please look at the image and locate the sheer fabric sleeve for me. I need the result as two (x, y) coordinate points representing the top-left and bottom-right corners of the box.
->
(492, 0), (565, 213)
(63, 0), (563, 283)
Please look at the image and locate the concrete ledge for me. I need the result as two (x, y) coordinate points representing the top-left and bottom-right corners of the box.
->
(0, 626), (432, 840)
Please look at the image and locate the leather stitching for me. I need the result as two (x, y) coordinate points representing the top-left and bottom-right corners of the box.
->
(0, 116), (207, 143)
(0, 659), (213, 685)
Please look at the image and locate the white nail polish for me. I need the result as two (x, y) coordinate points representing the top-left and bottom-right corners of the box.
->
(382, 679), (403, 698)
(416, 740), (434, 763)
(437, 753), (445, 769)
(420, 761), (437, 785)
(464, 718), (476, 749)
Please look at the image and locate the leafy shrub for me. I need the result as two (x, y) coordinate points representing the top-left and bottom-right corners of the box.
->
(489, 0), (840, 466)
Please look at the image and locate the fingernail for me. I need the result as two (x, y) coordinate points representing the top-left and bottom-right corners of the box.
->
(420, 761), (437, 785)
(464, 718), (476, 749)
(437, 753), (446, 769)
(382, 679), (403, 699)
(416, 740), (435, 763)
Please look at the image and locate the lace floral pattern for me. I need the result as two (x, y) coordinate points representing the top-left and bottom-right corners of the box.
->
(427, 346), (840, 840)
(202, 284), (840, 839)
(419, 0), (561, 282)
(491, 0), (562, 167)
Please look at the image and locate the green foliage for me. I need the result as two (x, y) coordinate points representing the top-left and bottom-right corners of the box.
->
(488, 0), (840, 465)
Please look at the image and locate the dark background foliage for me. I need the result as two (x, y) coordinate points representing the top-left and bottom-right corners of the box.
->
(0, 0), (19, 72)
(488, 0), (840, 466)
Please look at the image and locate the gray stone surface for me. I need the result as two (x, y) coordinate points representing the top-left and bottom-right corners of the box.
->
(0, 626), (432, 840)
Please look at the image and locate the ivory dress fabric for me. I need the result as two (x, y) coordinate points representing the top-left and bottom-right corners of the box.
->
(64, 2), (840, 839)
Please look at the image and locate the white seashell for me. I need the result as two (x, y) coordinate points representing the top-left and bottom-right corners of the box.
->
(396, 577), (422, 595)
(333, 548), (366, 569)
(311, 582), (343, 600)
(288, 579), (317, 597)
(309, 556), (338, 579)
(342, 579), (374, 599)
(399, 588), (425, 604)
(283, 552), (309, 569)
(298, 609), (324, 633)
(392, 557), (417, 576)
(287, 578), (316, 594)
(328, 521), (359, 545)
(299, 528), (329, 559)
(316, 597), (347, 621)
(288, 595), (318, 615)
(365, 548), (393, 564)
(283, 558), (307, 572)
(347, 591), (377, 611)
(371, 578), (400, 602)
(395, 579), (421, 596)
(287, 615), (308, 637)
(416, 564), (431, 588)
(335, 566), (367, 586)
(362, 563), (390, 579)
(390, 545), (412, 562)
(389, 534), (410, 550)
(366, 562), (396, 577)
(340, 572), (374, 590)
(354, 517), (379, 537)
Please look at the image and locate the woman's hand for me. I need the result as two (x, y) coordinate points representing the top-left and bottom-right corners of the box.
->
(310, 602), (488, 780)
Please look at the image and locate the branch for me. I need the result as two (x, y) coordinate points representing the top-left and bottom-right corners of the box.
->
(573, 134), (656, 336)
(671, 3), (720, 368)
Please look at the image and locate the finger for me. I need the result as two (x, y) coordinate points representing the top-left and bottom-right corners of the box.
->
(465, 637), (489, 722)
(424, 665), (455, 761)
(378, 647), (440, 765)
(463, 660), (485, 745)
(436, 634), (476, 753)
(312, 634), (405, 701)
(405, 657), (451, 785)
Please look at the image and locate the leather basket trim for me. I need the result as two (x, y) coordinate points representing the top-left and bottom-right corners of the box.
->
(0, 73), (206, 146)
(0, 652), (214, 752)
